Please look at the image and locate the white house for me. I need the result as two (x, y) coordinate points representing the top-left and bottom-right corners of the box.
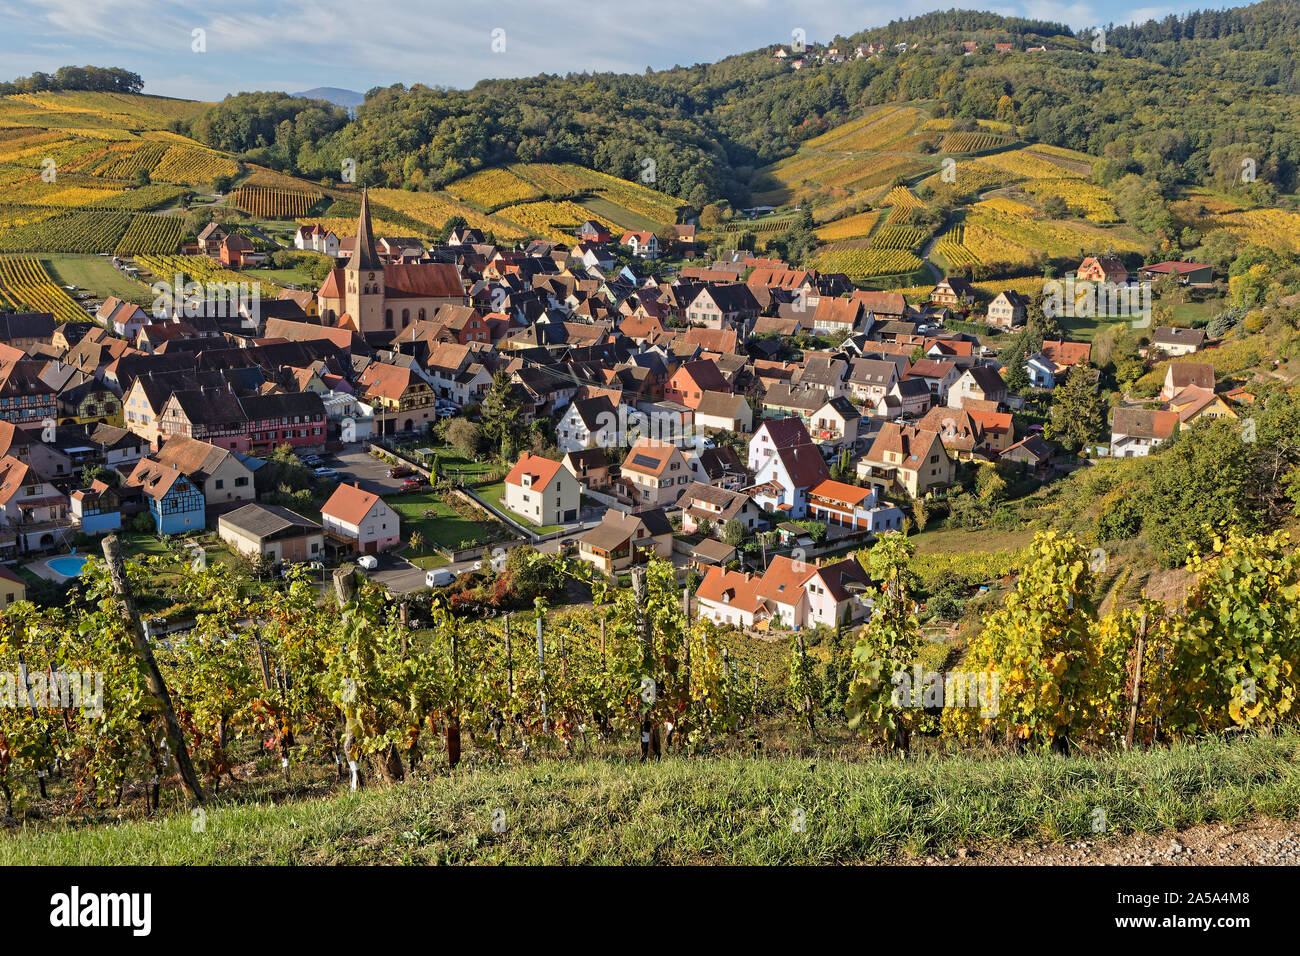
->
(620, 231), (660, 259)
(748, 440), (829, 520)
(321, 483), (400, 553)
(504, 453), (581, 525)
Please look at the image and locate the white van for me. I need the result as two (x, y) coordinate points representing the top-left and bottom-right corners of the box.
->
(356, 555), (378, 570)
(426, 567), (454, 588)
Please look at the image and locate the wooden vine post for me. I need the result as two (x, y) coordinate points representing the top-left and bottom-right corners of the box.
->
(101, 535), (205, 804)
(332, 566), (362, 790)
(535, 601), (548, 736)
(1126, 611), (1148, 750)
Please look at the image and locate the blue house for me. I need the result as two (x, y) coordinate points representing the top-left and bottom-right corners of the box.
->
(125, 458), (205, 535)
(70, 479), (121, 534)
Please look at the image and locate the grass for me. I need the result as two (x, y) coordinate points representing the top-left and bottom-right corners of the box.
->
(387, 489), (499, 558)
(4, 731), (1297, 864)
(42, 253), (152, 304)
(473, 480), (562, 533)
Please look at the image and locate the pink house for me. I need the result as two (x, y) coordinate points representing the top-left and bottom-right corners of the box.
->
(321, 483), (400, 554)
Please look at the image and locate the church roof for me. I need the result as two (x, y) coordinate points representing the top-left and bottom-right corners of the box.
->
(347, 188), (381, 271)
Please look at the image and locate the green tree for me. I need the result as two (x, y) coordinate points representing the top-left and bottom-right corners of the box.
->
(1045, 365), (1107, 453)
(479, 370), (523, 461)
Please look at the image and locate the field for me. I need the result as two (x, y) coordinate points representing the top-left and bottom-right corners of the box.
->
(0, 255), (93, 321)
(387, 489), (501, 556)
(2, 730), (1296, 864)
(42, 252), (154, 304)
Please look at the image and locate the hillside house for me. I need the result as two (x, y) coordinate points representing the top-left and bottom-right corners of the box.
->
(858, 423), (953, 498)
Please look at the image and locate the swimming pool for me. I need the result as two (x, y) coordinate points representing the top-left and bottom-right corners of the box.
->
(48, 555), (88, 578)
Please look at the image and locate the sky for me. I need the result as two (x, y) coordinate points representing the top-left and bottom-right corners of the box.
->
(2, 0), (1208, 101)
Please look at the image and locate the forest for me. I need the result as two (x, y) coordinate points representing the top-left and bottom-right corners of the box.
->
(171, 1), (1300, 208)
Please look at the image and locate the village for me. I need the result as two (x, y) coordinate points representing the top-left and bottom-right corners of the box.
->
(0, 189), (1239, 636)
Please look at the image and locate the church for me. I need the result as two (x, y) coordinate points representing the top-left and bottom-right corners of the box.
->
(317, 189), (467, 338)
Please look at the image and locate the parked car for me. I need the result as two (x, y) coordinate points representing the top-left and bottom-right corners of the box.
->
(399, 476), (429, 491)
(299, 454), (323, 466)
(387, 465), (414, 479)
(357, 555), (378, 570)
(425, 567), (454, 588)
(314, 466), (339, 479)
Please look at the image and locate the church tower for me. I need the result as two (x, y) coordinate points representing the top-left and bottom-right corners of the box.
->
(343, 188), (386, 332)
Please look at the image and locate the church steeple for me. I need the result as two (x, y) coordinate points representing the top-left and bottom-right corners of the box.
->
(348, 187), (380, 270)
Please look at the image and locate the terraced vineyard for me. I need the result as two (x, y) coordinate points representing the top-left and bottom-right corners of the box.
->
(0, 255), (91, 322)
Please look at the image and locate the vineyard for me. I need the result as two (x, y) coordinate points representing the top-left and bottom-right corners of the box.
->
(0, 209), (132, 253)
(869, 225), (927, 251)
(940, 131), (1007, 153)
(2, 526), (1297, 851)
(0, 255), (91, 322)
(114, 213), (186, 255)
(814, 209), (881, 241)
(884, 186), (924, 223)
(1021, 178), (1120, 223)
(149, 144), (239, 185)
(497, 200), (615, 244)
(444, 167), (543, 210)
(812, 247), (924, 278)
(229, 185), (322, 218)
(135, 253), (285, 295)
(933, 225), (979, 267)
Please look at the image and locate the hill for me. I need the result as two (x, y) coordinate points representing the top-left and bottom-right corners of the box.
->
(291, 87), (365, 109)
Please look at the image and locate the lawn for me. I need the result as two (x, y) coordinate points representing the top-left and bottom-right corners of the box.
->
(3, 730), (1297, 864)
(387, 489), (501, 563)
(43, 253), (153, 305)
(473, 480), (562, 534)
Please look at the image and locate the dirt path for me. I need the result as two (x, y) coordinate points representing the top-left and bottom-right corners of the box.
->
(899, 817), (1300, 865)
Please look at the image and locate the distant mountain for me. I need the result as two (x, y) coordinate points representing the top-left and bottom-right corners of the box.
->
(291, 87), (364, 109)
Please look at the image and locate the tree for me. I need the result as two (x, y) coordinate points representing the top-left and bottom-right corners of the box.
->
(721, 518), (746, 547)
(1045, 365), (1107, 453)
(478, 370), (523, 461)
(445, 418), (481, 460)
